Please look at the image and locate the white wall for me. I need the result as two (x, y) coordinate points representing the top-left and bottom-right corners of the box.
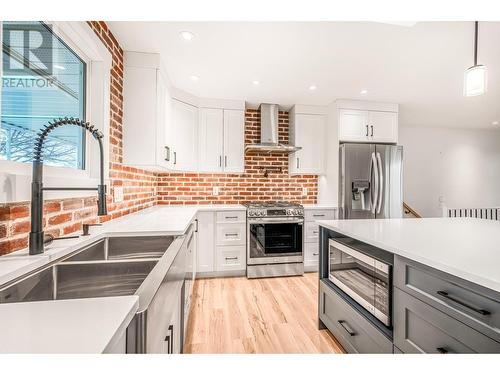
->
(399, 126), (500, 217)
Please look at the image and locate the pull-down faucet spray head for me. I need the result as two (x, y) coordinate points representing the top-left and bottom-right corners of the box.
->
(29, 117), (108, 255)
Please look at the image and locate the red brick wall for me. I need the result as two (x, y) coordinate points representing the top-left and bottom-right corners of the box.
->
(0, 22), (156, 255)
(157, 109), (318, 204)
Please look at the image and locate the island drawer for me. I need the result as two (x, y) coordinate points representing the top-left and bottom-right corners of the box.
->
(394, 288), (500, 353)
(319, 281), (393, 353)
(394, 256), (500, 341)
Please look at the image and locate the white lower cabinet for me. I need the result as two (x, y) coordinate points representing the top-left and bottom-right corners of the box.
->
(304, 208), (337, 272)
(196, 211), (215, 273)
(196, 210), (246, 276)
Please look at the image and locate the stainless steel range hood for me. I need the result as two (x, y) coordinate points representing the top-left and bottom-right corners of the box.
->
(245, 103), (301, 154)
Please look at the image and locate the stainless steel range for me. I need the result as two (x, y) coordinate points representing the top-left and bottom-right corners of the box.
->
(245, 201), (304, 278)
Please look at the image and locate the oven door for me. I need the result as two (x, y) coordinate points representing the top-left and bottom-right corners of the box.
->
(247, 217), (303, 265)
(328, 239), (391, 326)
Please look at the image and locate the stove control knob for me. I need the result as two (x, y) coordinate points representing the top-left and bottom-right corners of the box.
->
(259, 211), (265, 216)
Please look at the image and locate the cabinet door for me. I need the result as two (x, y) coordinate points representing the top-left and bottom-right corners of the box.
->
(198, 108), (224, 172)
(223, 109), (245, 173)
(155, 70), (169, 169)
(196, 212), (215, 273)
(172, 100), (199, 171)
(122, 66), (157, 166)
(291, 114), (326, 174)
(338, 109), (370, 142)
(369, 111), (398, 143)
(304, 242), (319, 271)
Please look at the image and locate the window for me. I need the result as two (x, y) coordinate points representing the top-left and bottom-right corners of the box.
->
(1, 21), (86, 169)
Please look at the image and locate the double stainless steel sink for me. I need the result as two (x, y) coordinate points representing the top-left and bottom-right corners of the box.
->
(0, 236), (175, 304)
(0, 229), (193, 353)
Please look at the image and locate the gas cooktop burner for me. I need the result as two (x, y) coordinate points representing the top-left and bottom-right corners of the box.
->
(244, 201), (304, 217)
(244, 201), (301, 208)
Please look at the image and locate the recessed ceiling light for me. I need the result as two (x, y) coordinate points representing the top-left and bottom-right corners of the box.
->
(309, 85), (317, 91)
(360, 89), (368, 94)
(252, 80), (260, 85)
(179, 31), (195, 41)
(492, 121), (499, 125)
(53, 64), (66, 70)
(190, 75), (199, 82)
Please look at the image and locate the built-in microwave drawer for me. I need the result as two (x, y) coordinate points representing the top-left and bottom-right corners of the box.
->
(319, 281), (393, 353)
(394, 288), (500, 353)
(394, 256), (500, 342)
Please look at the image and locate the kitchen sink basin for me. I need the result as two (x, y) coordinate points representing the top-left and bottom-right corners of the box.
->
(0, 235), (176, 304)
(63, 236), (175, 262)
(0, 259), (158, 303)
(0, 230), (191, 353)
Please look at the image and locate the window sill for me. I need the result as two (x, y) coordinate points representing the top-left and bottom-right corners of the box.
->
(0, 159), (103, 203)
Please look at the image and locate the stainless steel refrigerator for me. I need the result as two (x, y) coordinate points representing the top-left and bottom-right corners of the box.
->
(339, 143), (403, 219)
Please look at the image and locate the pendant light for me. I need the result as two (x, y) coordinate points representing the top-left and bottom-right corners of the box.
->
(464, 21), (487, 97)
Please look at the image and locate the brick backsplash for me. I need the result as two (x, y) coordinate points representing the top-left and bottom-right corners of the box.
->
(0, 22), (318, 256)
(156, 109), (318, 205)
(0, 22), (156, 255)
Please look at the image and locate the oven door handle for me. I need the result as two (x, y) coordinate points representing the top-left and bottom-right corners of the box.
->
(248, 218), (304, 224)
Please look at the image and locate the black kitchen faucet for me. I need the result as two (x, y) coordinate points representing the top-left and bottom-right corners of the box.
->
(29, 118), (108, 255)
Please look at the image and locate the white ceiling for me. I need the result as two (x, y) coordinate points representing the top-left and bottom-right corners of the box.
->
(108, 21), (500, 129)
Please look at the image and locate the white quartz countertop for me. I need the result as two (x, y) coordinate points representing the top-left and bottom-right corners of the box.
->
(0, 204), (246, 286)
(0, 296), (138, 353)
(0, 204), (245, 353)
(317, 218), (500, 293)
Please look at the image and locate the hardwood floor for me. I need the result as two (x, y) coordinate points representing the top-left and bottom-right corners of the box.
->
(184, 272), (345, 354)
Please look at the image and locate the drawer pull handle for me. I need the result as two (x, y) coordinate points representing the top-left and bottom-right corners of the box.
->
(337, 320), (356, 336)
(225, 256), (238, 261)
(225, 233), (238, 237)
(313, 253), (319, 256)
(225, 216), (238, 219)
(313, 214), (325, 217)
(436, 347), (448, 354)
(437, 291), (491, 316)
(312, 231), (319, 234)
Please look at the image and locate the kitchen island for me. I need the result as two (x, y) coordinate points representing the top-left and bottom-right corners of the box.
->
(317, 218), (500, 354)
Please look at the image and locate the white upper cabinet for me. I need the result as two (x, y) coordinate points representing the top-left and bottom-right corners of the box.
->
(289, 106), (327, 175)
(338, 109), (370, 142)
(122, 52), (170, 170)
(197, 108), (244, 173)
(171, 100), (199, 172)
(337, 101), (398, 144)
(223, 109), (245, 173)
(368, 110), (398, 143)
(198, 108), (224, 172)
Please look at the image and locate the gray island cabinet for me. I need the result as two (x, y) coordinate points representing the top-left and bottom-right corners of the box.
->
(317, 223), (500, 354)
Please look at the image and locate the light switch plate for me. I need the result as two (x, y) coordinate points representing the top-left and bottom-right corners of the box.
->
(302, 187), (308, 196)
(212, 186), (219, 196)
(114, 186), (124, 202)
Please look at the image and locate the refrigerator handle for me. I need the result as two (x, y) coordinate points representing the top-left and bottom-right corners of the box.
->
(376, 152), (384, 214)
(371, 152), (378, 214)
